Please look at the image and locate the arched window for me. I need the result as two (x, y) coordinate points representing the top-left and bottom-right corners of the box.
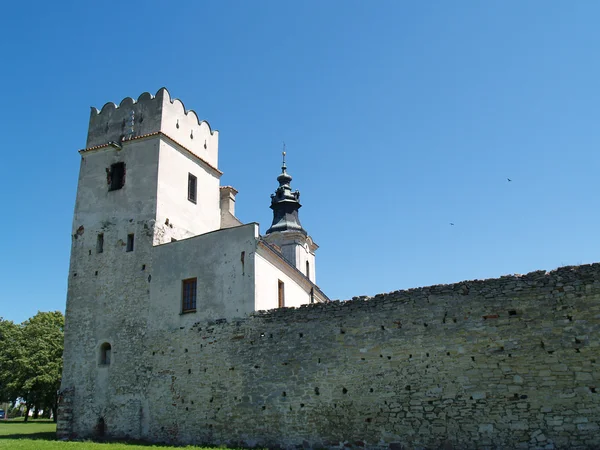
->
(99, 342), (111, 365)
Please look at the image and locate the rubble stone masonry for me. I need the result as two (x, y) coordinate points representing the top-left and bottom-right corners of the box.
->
(59, 263), (600, 449)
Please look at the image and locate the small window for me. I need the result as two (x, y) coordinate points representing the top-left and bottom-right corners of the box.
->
(188, 173), (197, 203)
(97, 233), (104, 253)
(182, 278), (197, 313)
(310, 287), (314, 304)
(109, 162), (125, 191)
(278, 280), (285, 308)
(306, 261), (310, 279)
(126, 234), (134, 252)
(99, 342), (111, 365)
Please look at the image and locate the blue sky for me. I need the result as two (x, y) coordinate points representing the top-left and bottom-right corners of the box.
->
(2, 1), (600, 323)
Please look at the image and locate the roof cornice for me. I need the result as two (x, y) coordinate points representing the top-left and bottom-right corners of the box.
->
(78, 131), (223, 176)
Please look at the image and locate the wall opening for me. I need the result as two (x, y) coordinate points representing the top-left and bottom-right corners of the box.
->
(278, 280), (285, 308)
(182, 278), (197, 313)
(306, 261), (310, 280)
(96, 233), (104, 254)
(95, 417), (106, 437)
(188, 173), (197, 204)
(310, 287), (314, 304)
(126, 234), (134, 252)
(108, 162), (125, 191)
(99, 343), (111, 365)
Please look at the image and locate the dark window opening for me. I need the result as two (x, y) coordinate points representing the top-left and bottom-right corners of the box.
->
(278, 280), (285, 308)
(182, 278), (197, 313)
(188, 173), (197, 203)
(306, 261), (310, 279)
(108, 162), (125, 191)
(126, 234), (134, 252)
(310, 287), (314, 304)
(95, 417), (106, 437)
(99, 342), (111, 365)
(97, 233), (104, 253)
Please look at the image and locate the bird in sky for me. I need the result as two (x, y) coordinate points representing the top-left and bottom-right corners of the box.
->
(507, 178), (512, 182)
(450, 223), (455, 226)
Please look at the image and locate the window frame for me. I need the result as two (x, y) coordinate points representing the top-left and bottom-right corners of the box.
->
(97, 233), (104, 254)
(182, 277), (197, 313)
(188, 173), (197, 204)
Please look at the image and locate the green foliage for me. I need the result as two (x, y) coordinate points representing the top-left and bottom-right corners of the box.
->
(0, 312), (64, 422)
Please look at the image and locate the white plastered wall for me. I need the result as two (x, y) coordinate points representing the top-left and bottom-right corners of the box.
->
(280, 242), (316, 283)
(155, 139), (221, 243)
(254, 248), (313, 311)
(263, 231), (318, 283)
(158, 89), (219, 167)
(148, 223), (259, 329)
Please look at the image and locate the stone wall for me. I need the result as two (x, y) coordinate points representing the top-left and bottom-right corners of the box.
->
(59, 263), (600, 449)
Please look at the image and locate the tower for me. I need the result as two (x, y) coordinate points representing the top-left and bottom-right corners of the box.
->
(263, 151), (318, 282)
(60, 88), (226, 438)
(58, 89), (328, 442)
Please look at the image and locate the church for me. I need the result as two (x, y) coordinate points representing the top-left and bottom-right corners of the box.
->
(59, 88), (328, 438)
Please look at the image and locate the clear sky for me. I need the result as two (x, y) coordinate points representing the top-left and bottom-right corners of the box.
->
(2, 1), (600, 323)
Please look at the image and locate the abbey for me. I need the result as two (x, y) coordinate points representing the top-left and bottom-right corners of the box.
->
(59, 88), (327, 438)
(59, 89), (600, 449)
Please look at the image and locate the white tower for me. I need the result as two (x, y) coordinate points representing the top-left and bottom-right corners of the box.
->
(60, 88), (224, 438)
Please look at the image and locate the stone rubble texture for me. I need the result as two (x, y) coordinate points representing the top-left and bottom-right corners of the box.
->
(59, 262), (600, 449)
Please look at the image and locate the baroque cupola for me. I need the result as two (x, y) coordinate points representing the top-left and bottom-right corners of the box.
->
(263, 149), (318, 282)
(266, 151), (307, 235)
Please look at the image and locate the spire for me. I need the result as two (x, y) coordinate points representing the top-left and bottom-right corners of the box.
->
(266, 145), (306, 235)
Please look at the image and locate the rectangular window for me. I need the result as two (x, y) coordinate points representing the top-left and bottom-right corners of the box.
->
(109, 162), (126, 191)
(182, 278), (197, 312)
(278, 280), (285, 308)
(188, 173), (197, 203)
(97, 233), (104, 253)
(126, 234), (134, 252)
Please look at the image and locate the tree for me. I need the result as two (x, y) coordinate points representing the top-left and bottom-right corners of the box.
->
(0, 318), (22, 404)
(0, 312), (64, 422)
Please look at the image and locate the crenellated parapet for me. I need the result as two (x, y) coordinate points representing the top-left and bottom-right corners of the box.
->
(86, 88), (219, 167)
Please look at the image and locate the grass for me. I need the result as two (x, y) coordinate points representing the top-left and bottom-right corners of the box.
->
(0, 419), (217, 449)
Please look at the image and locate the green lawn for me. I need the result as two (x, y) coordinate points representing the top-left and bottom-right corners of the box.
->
(0, 420), (218, 449)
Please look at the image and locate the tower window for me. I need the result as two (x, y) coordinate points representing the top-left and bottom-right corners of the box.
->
(278, 280), (285, 308)
(108, 162), (125, 191)
(99, 342), (111, 365)
(188, 173), (197, 204)
(97, 233), (104, 254)
(126, 234), (134, 252)
(306, 261), (310, 279)
(182, 278), (197, 313)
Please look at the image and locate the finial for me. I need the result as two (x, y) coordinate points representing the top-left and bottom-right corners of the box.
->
(282, 142), (287, 171)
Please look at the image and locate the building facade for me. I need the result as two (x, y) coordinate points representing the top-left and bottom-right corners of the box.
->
(58, 88), (327, 439)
